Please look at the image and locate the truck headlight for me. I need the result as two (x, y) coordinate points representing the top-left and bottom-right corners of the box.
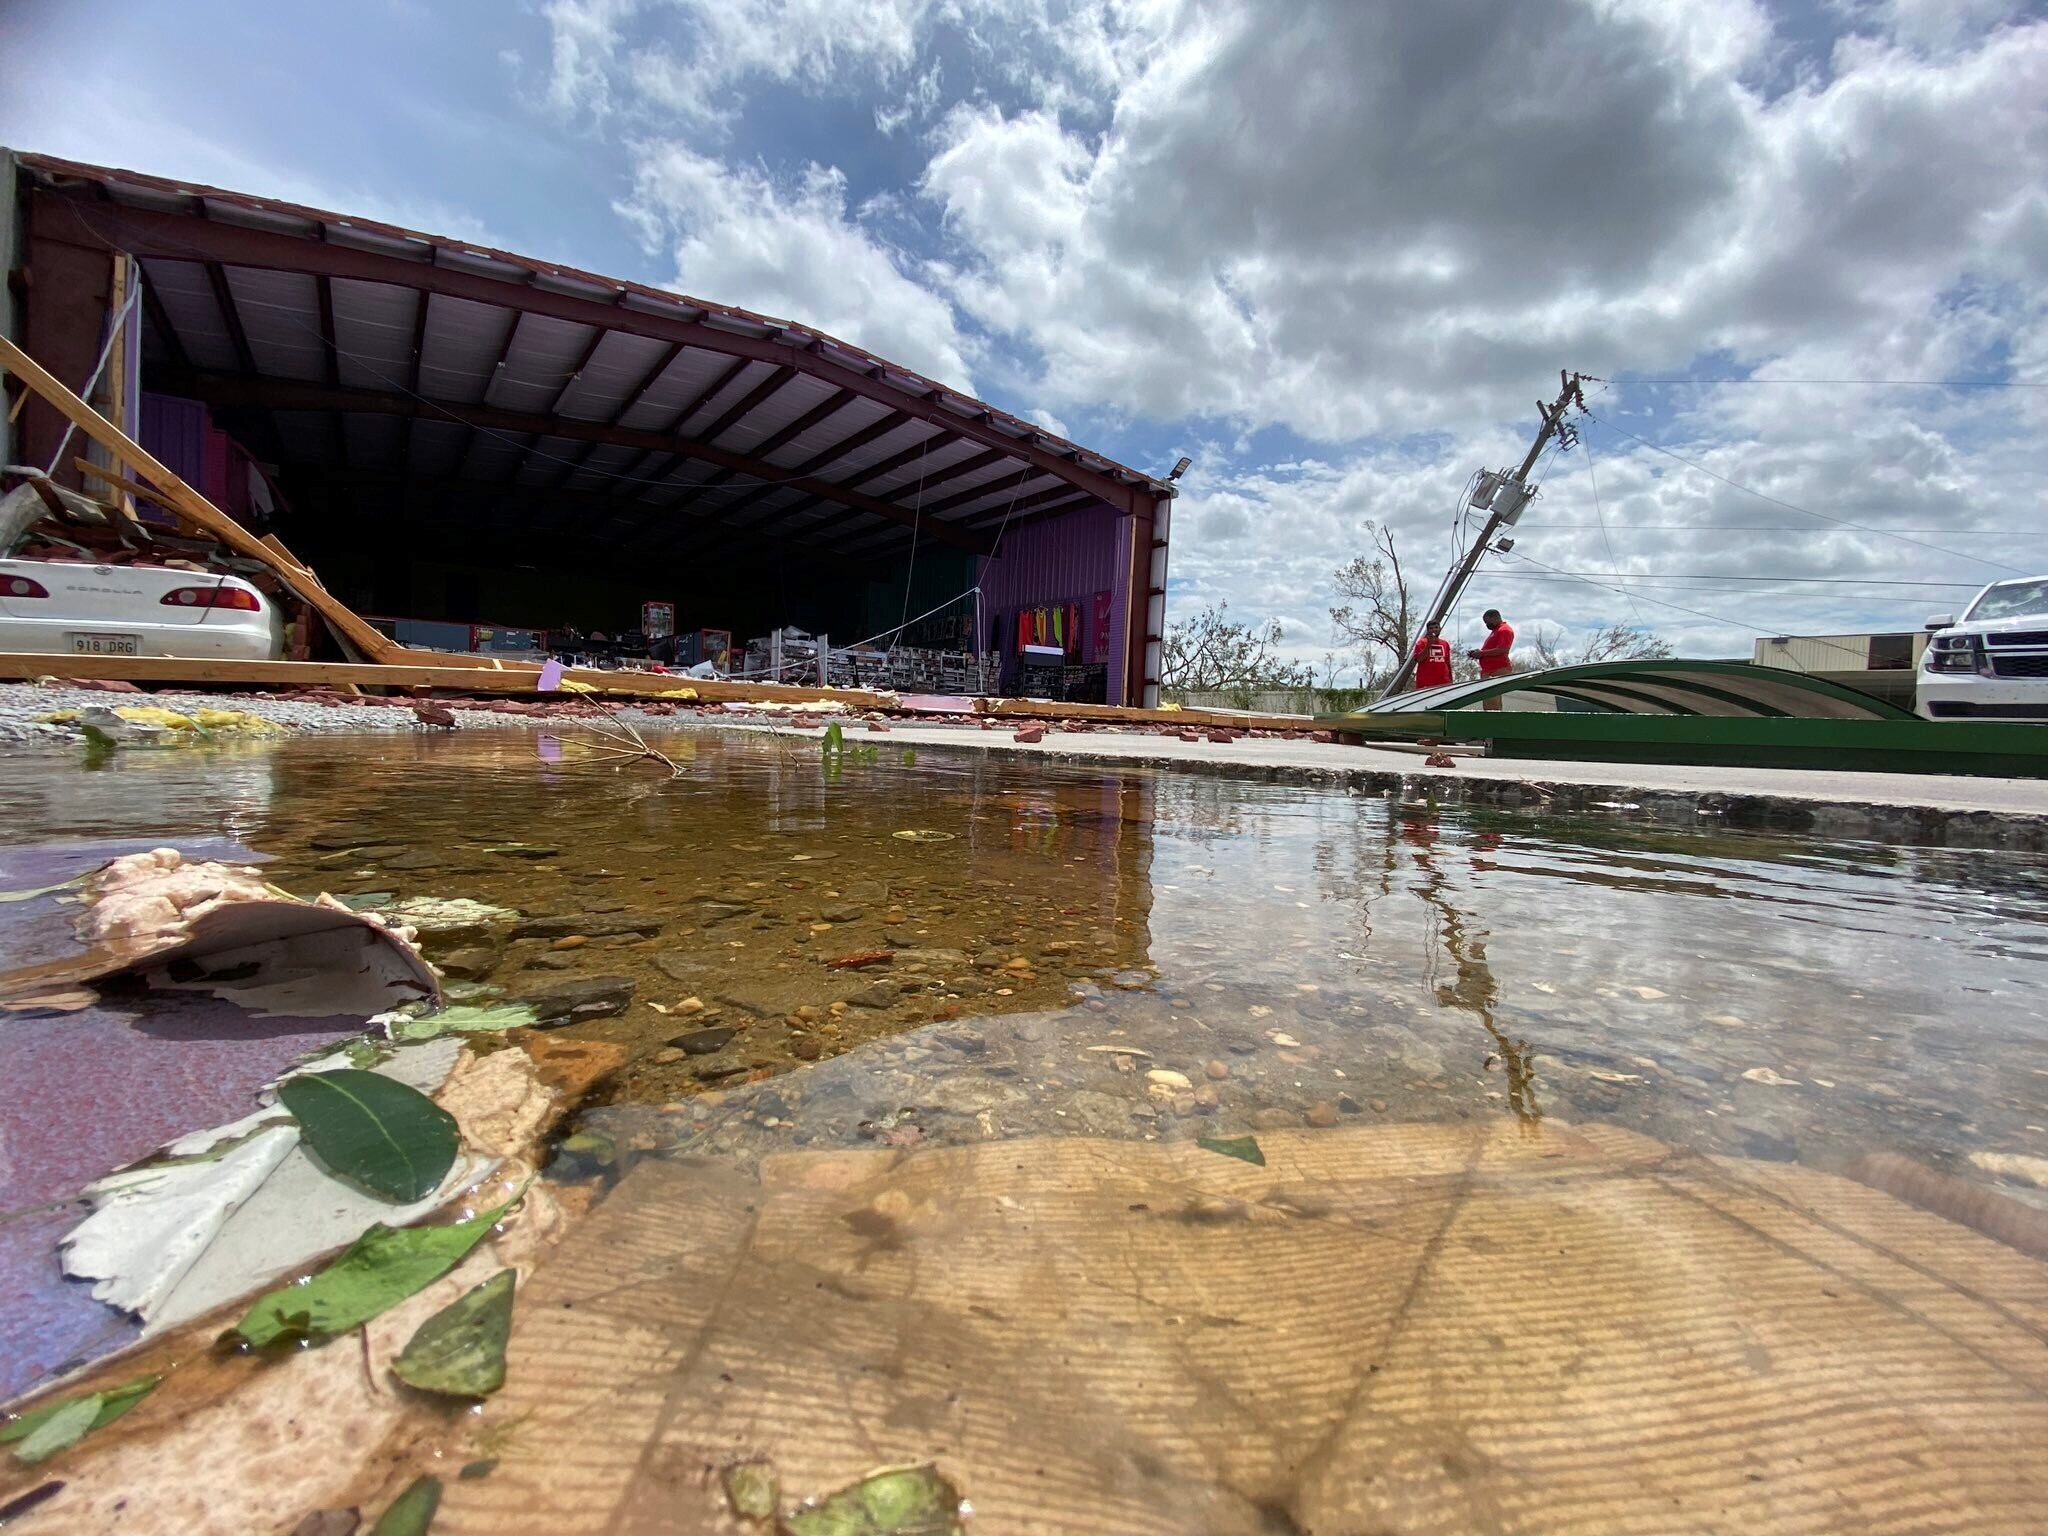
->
(1925, 635), (1984, 673)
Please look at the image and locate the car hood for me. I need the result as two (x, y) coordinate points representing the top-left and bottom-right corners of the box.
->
(1949, 612), (2048, 636)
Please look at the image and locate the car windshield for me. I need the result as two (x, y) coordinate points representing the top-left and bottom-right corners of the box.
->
(1964, 578), (2048, 623)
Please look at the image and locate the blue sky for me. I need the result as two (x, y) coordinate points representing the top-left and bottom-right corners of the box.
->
(5, 0), (2045, 676)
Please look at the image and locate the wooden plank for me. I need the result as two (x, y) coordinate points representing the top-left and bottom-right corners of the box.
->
(0, 332), (402, 664)
(0, 651), (898, 707)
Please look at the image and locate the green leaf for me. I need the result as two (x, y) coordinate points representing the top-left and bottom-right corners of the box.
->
(227, 1196), (515, 1349)
(783, 1464), (965, 1536)
(392, 1269), (515, 1397)
(722, 1459), (779, 1520)
(433, 1003), (540, 1033)
(3, 1375), (160, 1465)
(1196, 1135), (1266, 1167)
(278, 1069), (460, 1203)
(369, 1475), (442, 1536)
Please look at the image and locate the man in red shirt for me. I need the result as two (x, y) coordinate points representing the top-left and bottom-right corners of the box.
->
(1411, 620), (1454, 690)
(1469, 609), (1515, 710)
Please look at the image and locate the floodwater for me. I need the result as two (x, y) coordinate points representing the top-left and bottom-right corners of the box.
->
(7, 728), (2048, 1530)
(7, 729), (2044, 1188)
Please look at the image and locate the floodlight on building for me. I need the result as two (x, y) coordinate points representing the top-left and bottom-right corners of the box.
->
(1168, 456), (1193, 481)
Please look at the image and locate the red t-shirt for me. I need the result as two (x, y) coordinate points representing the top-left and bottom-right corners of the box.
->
(1477, 621), (1515, 676)
(1412, 636), (1453, 689)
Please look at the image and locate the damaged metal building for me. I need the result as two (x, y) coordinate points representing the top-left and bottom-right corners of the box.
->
(0, 150), (1172, 704)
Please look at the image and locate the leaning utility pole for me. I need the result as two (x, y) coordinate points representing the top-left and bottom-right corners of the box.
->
(1377, 370), (1588, 699)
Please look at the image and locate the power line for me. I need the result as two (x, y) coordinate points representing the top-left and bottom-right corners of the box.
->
(1586, 374), (2045, 388)
(1581, 410), (2027, 577)
(1494, 551), (1806, 637)
(1517, 521), (2045, 537)
(1492, 571), (1981, 587)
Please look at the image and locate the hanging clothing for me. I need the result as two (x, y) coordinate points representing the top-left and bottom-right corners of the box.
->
(1016, 611), (1032, 652)
(1066, 601), (1082, 658)
(1052, 607), (1064, 647)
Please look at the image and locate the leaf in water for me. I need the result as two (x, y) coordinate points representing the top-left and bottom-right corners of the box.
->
(432, 1003), (541, 1033)
(889, 830), (955, 843)
(458, 1459), (497, 1481)
(556, 1130), (618, 1166)
(278, 1069), (460, 1203)
(2, 1375), (160, 1465)
(392, 1269), (515, 1397)
(0, 876), (81, 904)
(369, 1474), (442, 1536)
(784, 1464), (966, 1536)
(899, 748), (917, 766)
(336, 891), (397, 912)
(227, 1195), (515, 1348)
(723, 1459), (779, 1521)
(1196, 1135), (1266, 1167)
(821, 721), (845, 759)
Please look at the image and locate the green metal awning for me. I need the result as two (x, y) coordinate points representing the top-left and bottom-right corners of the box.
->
(1367, 661), (1913, 721)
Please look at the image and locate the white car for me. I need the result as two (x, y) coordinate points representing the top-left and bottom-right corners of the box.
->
(0, 557), (286, 662)
(1917, 576), (2048, 722)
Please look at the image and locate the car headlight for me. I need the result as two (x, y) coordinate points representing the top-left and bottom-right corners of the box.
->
(1924, 635), (1983, 673)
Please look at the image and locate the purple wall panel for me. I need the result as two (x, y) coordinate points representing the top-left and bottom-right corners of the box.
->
(139, 392), (209, 491)
(977, 503), (1131, 702)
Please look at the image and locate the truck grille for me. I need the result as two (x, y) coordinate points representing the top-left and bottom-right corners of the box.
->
(1985, 631), (2048, 647)
(1989, 654), (2048, 678)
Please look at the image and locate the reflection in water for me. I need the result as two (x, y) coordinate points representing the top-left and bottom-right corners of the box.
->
(4, 731), (2046, 1190)
(1401, 810), (1541, 1125)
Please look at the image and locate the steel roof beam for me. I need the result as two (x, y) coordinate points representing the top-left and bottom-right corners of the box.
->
(171, 370), (995, 554)
(54, 192), (1147, 511)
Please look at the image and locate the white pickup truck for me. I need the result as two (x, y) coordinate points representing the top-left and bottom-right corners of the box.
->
(1917, 576), (2048, 722)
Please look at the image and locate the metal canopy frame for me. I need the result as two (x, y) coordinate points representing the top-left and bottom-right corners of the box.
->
(17, 152), (1173, 569)
(1369, 660), (1915, 721)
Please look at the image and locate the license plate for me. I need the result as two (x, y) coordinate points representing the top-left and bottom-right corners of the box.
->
(68, 633), (140, 656)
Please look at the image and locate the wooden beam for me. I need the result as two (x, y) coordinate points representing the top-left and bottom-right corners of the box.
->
(169, 370), (995, 553)
(0, 332), (399, 662)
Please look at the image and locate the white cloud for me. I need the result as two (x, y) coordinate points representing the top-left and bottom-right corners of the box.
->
(537, 0), (2046, 655)
(617, 144), (978, 390)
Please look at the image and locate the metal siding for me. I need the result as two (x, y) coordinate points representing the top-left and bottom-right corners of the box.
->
(976, 503), (1125, 698)
(139, 392), (210, 491)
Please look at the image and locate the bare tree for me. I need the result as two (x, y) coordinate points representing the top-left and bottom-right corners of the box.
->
(1329, 522), (1417, 689)
(1530, 622), (1673, 669)
(1160, 601), (1314, 691)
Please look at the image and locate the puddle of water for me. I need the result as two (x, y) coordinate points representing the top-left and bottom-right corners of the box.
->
(10, 728), (2048, 1526)
(6, 729), (2044, 1197)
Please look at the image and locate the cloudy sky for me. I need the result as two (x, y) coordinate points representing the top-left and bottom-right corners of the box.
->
(5, 0), (2044, 672)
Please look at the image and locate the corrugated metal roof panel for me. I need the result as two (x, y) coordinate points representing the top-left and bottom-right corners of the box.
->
(142, 259), (240, 373)
(418, 294), (511, 405)
(556, 330), (668, 422)
(344, 413), (403, 471)
(487, 313), (597, 415)
(410, 419), (469, 477)
(616, 347), (730, 430)
(674, 359), (774, 436)
(330, 278), (418, 389)
(712, 372), (836, 454)
(768, 395), (891, 466)
(223, 267), (325, 382)
(270, 411), (330, 465)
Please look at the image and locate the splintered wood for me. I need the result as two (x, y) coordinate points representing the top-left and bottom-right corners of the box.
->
(429, 1121), (2048, 1535)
